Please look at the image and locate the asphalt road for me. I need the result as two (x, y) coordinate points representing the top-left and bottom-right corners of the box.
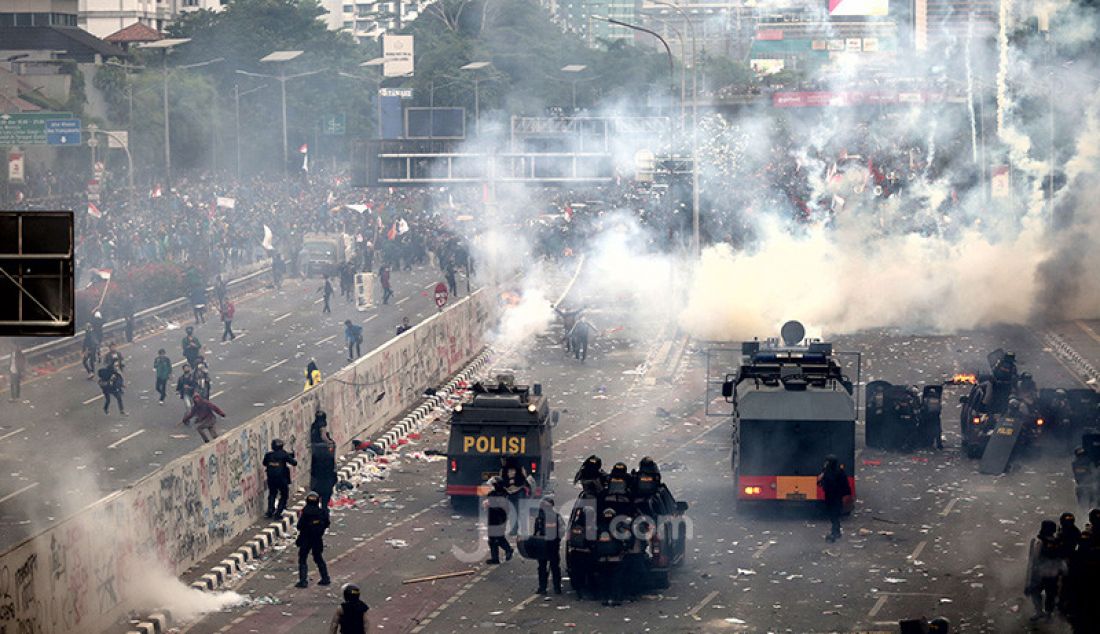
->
(0, 264), (464, 550)
(176, 270), (1098, 633)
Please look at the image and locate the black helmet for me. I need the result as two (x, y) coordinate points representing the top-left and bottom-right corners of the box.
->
(306, 491), (320, 505)
(1090, 508), (1100, 527)
(639, 456), (658, 473)
(314, 411), (328, 426)
(928, 616), (950, 634)
(342, 583), (361, 602)
(1020, 372), (1033, 381)
(272, 439), (284, 450)
(1060, 512), (1076, 527)
(584, 455), (602, 469)
(186, 326), (194, 334)
(609, 462), (628, 478)
(1004, 352), (1015, 361)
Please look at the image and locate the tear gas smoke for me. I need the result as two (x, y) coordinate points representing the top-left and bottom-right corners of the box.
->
(450, 0), (1100, 344)
(122, 563), (246, 621)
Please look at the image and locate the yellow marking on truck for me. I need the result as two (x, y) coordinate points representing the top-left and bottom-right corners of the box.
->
(461, 435), (526, 454)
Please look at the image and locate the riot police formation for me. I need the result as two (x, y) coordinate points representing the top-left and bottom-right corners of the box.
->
(295, 491), (331, 588)
(564, 456), (688, 605)
(263, 439), (297, 518)
(865, 382), (942, 452)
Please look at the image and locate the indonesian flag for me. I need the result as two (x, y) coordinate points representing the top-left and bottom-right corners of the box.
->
(326, 190), (336, 205)
(89, 268), (112, 281)
(216, 196), (236, 209)
(150, 185), (163, 198)
(564, 204), (573, 221)
(88, 202), (102, 218)
(299, 143), (309, 172)
(386, 222), (397, 241)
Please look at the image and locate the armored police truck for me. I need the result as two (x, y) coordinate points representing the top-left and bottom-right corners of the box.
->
(445, 375), (557, 509)
(721, 321), (858, 509)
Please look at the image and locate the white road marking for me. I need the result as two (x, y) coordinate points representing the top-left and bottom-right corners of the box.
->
(82, 394), (102, 405)
(314, 334), (337, 345)
(262, 359), (289, 372)
(939, 498), (958, 517)
(172, 359), (186, 367)
(108, 429), (145, 449)
(909, 540), (927, 560)
(363, 314), (378, 323)
(867, 594), (889, 618)
(0, 427), (26, 442)
(397, 296), (410, 305)
(1074, 320), (1100, 346)
(273, 312), (293, 323)
(0, 482), (39, 505)
(314, 298), (324, 304)
(687, 590), (719, 620)
(210, 390), (225, 399)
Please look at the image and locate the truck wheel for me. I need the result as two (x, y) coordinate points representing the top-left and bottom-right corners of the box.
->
(964, 442), (982, 459)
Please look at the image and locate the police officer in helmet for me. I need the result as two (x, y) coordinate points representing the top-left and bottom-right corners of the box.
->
(328, 583), (370, 634)
(263, 439), (297, 518)
(295, 491), (331, 588)
(484, 476), (514, 564)
(574, 455), (607, 496)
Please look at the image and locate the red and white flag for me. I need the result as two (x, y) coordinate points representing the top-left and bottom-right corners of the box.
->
(300, 143), (309, 172)
(87, 202), (102, 218)
(150, 184), (163, 198)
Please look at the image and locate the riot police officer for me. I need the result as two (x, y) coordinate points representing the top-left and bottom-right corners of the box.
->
(484, 476), (514, 564)
(263, 439), (297, 518)
(295, 491), (331, 588)
(574, 455), (607, 496)
(328, 583), (370, 634)
(533, 497), (563, 595)
(632, 457), (662, 498)
(1073, 447), (1096, 509)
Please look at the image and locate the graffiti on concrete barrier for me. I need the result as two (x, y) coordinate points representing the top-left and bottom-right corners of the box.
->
(0, 292), (493, 634)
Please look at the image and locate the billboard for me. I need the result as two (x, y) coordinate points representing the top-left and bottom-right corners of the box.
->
(383, 34), (414, 77)
(406, 107), (466, 139)
(828, 0), (888, 16)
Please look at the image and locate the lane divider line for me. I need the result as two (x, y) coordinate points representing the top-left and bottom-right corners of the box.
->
(687, 590), (719, 621)
(0, 427), (26, 442)
(108, 429), (145, 449)
(0, 482), (39, 505)
(939, 498), (958, 517)
(273, 312), (293, 323)
(261, 359), (288, 373)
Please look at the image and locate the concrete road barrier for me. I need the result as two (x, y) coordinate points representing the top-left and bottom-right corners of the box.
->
(0, 290), (494, 634)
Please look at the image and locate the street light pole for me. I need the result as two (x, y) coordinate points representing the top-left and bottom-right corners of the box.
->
(280, 69), (288, 174)
(162, 51), (171, 186)
(603, 17), (677, 140)
(651, 0), (698, 131)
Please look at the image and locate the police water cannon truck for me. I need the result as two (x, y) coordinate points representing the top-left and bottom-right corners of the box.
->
(720, 321), (858, 509)
(445, 373), (557, 509)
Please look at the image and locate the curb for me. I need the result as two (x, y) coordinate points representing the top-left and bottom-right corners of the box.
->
(124, 347), (491, 633)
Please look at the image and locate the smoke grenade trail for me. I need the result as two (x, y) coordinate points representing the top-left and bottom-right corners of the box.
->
(966, 16), (979, 164)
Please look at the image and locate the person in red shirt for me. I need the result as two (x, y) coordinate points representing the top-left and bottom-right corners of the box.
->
(220, 300), (236, 342)
(180, 393), (226, 443)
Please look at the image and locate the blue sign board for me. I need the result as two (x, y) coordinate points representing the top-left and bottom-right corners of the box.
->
(45, 119), (81, 146)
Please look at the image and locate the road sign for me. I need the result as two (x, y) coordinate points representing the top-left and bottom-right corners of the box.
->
(322, 113), (346, 136)
(0, 112), (73, 145)
(434, 282), (449, 309)
(44, 119), (81, 146)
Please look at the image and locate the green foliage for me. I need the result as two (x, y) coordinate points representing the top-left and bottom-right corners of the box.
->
(406, 0), (671, 114)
